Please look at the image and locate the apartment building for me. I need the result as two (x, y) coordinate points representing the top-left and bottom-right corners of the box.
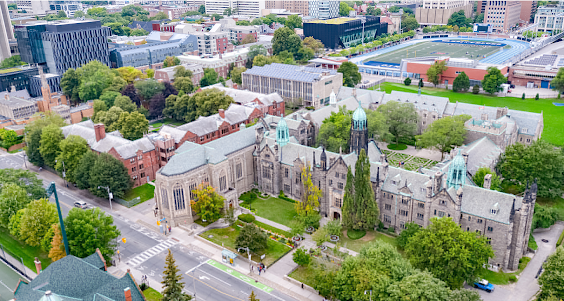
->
(227, 25), (258, 42)
(265, 0), (338, 19)
(0, 94), (37, 120)
(242, 63), (343, 109)
(484, 1), (522, 32)
(416, 0), (472, 25)
(478, 1), (536, 23)
(204, 0), (265, 17)
(534, 2), (564, 31)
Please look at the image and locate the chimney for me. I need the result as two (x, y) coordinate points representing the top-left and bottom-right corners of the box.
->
(433, 171), (443, 193)
(483, 174), (492, 190)
(34, 257), (42, 274)
(94, 124), (106, 142)
(124, 287), (132, 301)
(218, 109), (225, 118)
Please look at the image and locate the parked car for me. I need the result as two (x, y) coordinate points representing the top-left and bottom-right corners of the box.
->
(474, 279), (495, 293)
(74, 201), (88, 209)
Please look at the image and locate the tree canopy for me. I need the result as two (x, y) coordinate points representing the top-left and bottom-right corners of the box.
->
(481, 67), (506, 94)
(164, 88), (233, 122)
(447, 10), (472, 28)
(338, 62), (362, 87)
(377, 101), (419, 145)
(551, 67), (564, 95)
(472, 167), (502, 191)
(0, 183), (31, 228)
(88, 153), (133, 199)
(190, 184), (225, 223)
(55, 135), (90, 183)
(497, 139), (564, 198)
(19, 198), (58, 247)
(538, 246), (564, 300)
(235, 224), (268, 254)
(162, 249), (193, 301)
(452, 71), (470, 92)
(272, 27), (302, 56)
(416, 115), (471, 160)
(426, 60), (448, 87)
(296, 165), (322, 217)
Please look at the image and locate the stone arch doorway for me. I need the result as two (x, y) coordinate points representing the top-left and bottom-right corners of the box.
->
(333, 212), (341, 220)
(229, 200), (233, 208)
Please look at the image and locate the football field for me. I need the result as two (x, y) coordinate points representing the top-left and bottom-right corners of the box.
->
(363, 40), (505, 65)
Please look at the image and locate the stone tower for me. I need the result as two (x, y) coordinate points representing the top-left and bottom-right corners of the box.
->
(350, 101), (368, 154)
(276, 117), (289, 147)
(447, 150), (466, 189)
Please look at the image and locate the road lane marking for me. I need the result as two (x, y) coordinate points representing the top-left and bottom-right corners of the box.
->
(126, 239), (178, 267)
(205, 259), (273, 293)
(185, 273), (244, 301)
(188, 268), (232, 287)
(186, 260), (207, 274)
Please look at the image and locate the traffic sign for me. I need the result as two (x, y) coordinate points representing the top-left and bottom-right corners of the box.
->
(122, 237), (126, 243)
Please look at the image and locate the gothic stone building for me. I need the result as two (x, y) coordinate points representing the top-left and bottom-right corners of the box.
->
(155, 106), (535, 271)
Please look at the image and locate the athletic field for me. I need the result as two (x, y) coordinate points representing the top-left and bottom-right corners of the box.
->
(363, 40), (505, 65)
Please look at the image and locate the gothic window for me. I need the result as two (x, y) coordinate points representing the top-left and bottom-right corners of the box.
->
(385, 204), (391, 211)
(486, 238), (491, 245)
(236, 163), (243, 179)
(263, 166), (271, 179)
(285, 168), (289, 178)
(491, 209), (497, 215)
(468, 216), (471, 221)
(477, 219), (483, 224)
(329, 180), (333, 186)
(400, 210), (408, 217)
(189, 182), (197, 200)
(466, 227), (470, 231)
(335, 172), (339, 178)
(173, 184), (185, 211)
(438, 211), (445, 217)
(383, 215), (392, 223)
(476, 230), (482, 235)
(401, 199), (409, 205)
(337, 182), (344, 189)
(219, 175), (227, 191)
(161, 189), (169, 209)
(418, 203), (424, 208)
(400, 222), (406, 229)
(335, 197), (342, 207)
(341, 174), (346, 180)
(439, 200), (446, 206)
(417, 213), (424, 220)
(284, 184), (290, 192)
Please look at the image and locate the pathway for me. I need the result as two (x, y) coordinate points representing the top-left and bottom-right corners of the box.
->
(254, 215), (292, 232)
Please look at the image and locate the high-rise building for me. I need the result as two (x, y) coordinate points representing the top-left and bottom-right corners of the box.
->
(204, 0), (265, 17)
(416, 0), (472, 25)
(48, 1), (83, 17)
(14, 20), (111, 75)
(484, 0), (522, 32)
(0, 0), (13, 61)
(264, 0), (338, 19)
(479, 1), (537, 23)
(16, 0), (51, 15)
(534, 2), (564, 31)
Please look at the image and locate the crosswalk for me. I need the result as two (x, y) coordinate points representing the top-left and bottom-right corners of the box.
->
(126, 239), (178, 267)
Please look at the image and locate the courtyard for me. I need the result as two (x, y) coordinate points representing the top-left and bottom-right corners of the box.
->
(381, 149), (439, 171)
(240, 190), (297, 228)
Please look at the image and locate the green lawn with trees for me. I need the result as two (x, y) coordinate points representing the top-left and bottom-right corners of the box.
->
(0, 226), (52, 271)
(371, 82), (564, 145)
(122, 183), (155, 203)
(339, 229), (399, 253)
(239, 195), (297, 228)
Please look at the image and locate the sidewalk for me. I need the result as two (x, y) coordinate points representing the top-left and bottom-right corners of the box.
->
(253, 215), (291, 232)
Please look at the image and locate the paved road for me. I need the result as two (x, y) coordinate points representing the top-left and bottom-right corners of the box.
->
(0, 152), (299, 301)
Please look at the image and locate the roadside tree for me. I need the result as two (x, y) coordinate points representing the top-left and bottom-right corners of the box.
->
(190, 184), (225, 223)
(19, 198), (58, 247)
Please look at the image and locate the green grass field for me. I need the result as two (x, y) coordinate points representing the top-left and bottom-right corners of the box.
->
(478, 256), (531, 285)
(143, 287), (163, 301)
(0, 227), (52, 271)
(373, 83), (564, 146)
(123, 183), (155, 203)
(339, 229), (399, 253)
(243, 196), (297, 228)
(364, 41), (502, 64)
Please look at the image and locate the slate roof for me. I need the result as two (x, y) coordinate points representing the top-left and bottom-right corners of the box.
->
(159, 124), (259, 176)
(14, 255), (144, 301)
(263, 115), (308, 131)
(382, 91), (450, 117)
(457, 137), (502, 176)
(159, 125), (186, 143)
(453, 184), (520, 225)
(202, 85), (283, 106)
(244, 63), (337, 83)
(0, 89), (30, 100)
(299, 94), (368, 127)
(62, 120), (155, 159)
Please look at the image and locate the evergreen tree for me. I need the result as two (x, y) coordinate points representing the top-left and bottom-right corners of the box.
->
(74, 151), (97, 190)
(342, 149), (378, 230)
(25, 128), (44, 167)
(48, 224), (66, 262)
(162, 249), (192, 301)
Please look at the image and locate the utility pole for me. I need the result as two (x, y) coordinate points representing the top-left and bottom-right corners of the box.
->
(46, 182), (70, 255)
(98, 186), (113, 211)
(365, 290), (372, 301)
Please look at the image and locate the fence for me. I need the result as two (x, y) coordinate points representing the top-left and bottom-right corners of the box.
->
(113, 196), (144, 208)
(0, 244), (32, 281)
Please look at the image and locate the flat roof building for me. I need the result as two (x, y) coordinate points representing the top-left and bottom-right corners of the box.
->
(0, 93), (37, 120)
(303, 16), (388, 49)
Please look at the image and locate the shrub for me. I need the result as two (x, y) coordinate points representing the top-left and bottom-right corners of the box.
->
(404, 78), (411, 86)
(324, 220), (342, 236)
(557, 227), (564, 246)
(387, 226), (395, 234)
(522, 93), (525, 100)
(509, 275), (517, 283)
(377, 221), (384, 231)
(238, 213), (255, 223)
(387, 143), (407, 150)
(472, 84), (480, 94)
(139, 283), (148, 291)
(293, 247), (311, 266)
(312, 227), (328, 246)
(535, 93), (540, 100)
(347, 229), (366, 240)
(418, 78), (423, 87)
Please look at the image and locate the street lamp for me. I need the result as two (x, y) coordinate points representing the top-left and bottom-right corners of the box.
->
(46, 182), (70, 255)
(55, 159), (68, 187)
(98, 186), (113, 211)
(365, 290), (372, 301)
(238, 247), (252, 274)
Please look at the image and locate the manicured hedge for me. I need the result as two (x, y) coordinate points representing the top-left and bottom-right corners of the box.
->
(238, 214), (255, 223)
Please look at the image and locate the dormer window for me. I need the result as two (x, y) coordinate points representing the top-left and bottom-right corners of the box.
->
(491, 209), (497, 215)
(521, 128), (527, 133)
(491, 203), (499, 215)
(392, 180), (396, 185)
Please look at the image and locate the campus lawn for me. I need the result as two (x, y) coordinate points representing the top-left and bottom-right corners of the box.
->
(537, 196), (564, 221)
(242, 196), (297, 228)
(201, 225), (291, 266)
(162, 117), (185, 127)
(288, 257), (340, 288)
(372, 82), (564, 146)
(478, 256), (531, 285)
(142, 287), (163, 301)
(0, 227), (52, 271)
(253, 220), (292, 238)
(339, 229), (399, 253)
(123, 183), (155, 203)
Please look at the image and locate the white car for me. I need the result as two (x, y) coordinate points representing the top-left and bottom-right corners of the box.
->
(74, 201), (88, 209)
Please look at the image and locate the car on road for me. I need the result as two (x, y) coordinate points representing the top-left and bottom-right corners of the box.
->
(74, 201), (88, 209)
(474, 279), (495, 293)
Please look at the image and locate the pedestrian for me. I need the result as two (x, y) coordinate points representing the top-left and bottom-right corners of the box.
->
(259, 267), (262, 275)
(168, 225), (171, 233)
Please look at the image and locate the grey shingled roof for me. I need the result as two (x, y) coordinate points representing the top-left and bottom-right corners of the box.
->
(159, 125), (187, 143)
(202, 85), (283, 106)
(382, 91), (449, 117)
(263, 115), (307, 131)
(244, 63), (337, 83)
(454, 185), (521, 225)
(159, 124), (259, 176)
(450, 137), (502, 176)
(0, 89), (30, 100)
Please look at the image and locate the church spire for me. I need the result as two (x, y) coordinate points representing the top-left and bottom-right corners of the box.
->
(447, 150), (466, 189)
(276, 117), (289, 147)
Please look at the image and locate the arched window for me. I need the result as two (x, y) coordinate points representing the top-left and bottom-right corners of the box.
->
(161, 188), (169, 209)
(189, 181), (197, 200)
(173, 184), (185, 211)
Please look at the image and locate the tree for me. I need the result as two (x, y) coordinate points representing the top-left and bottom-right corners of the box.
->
(74, 151), (97, 190)
(174, 65), (193, 78)
(146, 68), (154, 78)
(162, 82), (178, 99)
(248, 44), (267, 62)
(241, 34), (257, 45)
(252, 54), (280, 67)
(39, 124), (64, 167)
(317, 107), (351, 152)
(8, 209), (25, 239)
(235, 224), (268, 253)
(107, 76), (127, 93)
(231, 67), (246, 85)
(93, 99), (108, 120)
(0, 184), (30, 228)
(251, 18), (263, 25)
(481, 66), (506, 94)
(55, 135), (90, 183)
(89, 153), (132, 198)
(404, 77), (412, 86)
(388, 271), (453, 300)
(200, 68), (220, 87)
(551, 67), (564, 95)
(190, 184), (225, 223)
(472, 84), (480, 94)
(293, 247), (311, 266)
(474, 13), (484, 23)
(198, 4), (205, 14)
(342, 149), (379, 231)
(297, 47), (314, 63)
(397, 222), (421, 249)
(0, 55), (25, 68)
(532, 204), (559, 229)
(303, 37), (324, 56)
(184, 88), (234, 122)
(19, 198), (58, 247)
(472, 167), (502, 191)
(163, 56), (181, 68)
(497, 140), (564, 198)
(152, 11), (168, 20)
(402, 16), (419, 31)
(61, 68), (81, 103)
(121, 84), (142, 107)
(338, 62), (361, 87)
(161, 249), (192, 300)
(248, 291), (259, 301)
(211, 13), (223, 20)
(99, 91), (121, 108)
(173, 76), (194, 94)
(41, 223), (56, 253)
(447, 10), (472, 28)
(339, 2), (353, 16)
(26, 128), (44, 167)
(236, 20), (251, 26)
(77, 60), (115, 101)
(296, 165), (322, 217)
(426, 60), (448, 87)
(115, 111), (148, 140)
(114, 95), (137, 113)
(87, 7), (108, 17)
(405, 217), (494, 289)
(272, 27), (302, 56)
(149, 93), (166, 119)
(95, 106), (124, 132)
(130, 28), (148, 36)
(452, 71), (470, 92)
(377, 101), (419, 145)
(134, 79), (164, 103)
(416, 115), (471, 160)
(116, 66), (146, 84)
(0, 169), (46, 200)
(538, 246), (564, 300)
(285, 15), (302, 30)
